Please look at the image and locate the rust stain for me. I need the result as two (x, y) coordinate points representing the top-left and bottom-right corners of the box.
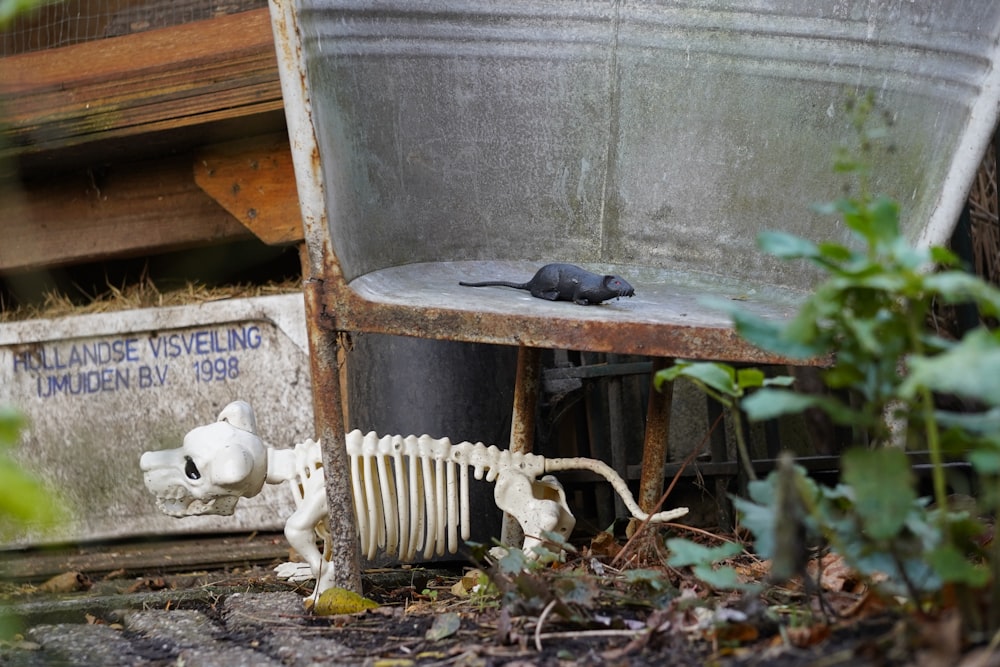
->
(313, 277), (816, 365)
(639, 358), (673, 513)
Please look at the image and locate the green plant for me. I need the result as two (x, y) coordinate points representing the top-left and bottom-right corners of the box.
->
(1, 406), (64, 639)
(660, 94), (1000, 638)
(0, 0), (51, 31)
(655, 362), (794, 481)
(0, 406), (61, 537)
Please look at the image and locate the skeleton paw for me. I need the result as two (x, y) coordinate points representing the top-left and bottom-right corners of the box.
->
(274, 561), (315, 583)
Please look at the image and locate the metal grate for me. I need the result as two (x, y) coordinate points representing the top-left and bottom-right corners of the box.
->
(1, 0), (266, 57)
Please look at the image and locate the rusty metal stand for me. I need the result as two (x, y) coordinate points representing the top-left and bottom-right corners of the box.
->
(638, 357), (674, 514)
(303, 277), (363, 594)
(499, 346), (543, 548)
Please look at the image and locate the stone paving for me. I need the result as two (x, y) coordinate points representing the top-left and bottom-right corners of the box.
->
(2, 591), (372, 667)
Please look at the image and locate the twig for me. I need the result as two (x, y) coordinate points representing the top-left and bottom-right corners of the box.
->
(612, 411), (724, 567)
(534, 598), (559, 652)
(536, 629), (644, 642)
(661, 522), (742, 545)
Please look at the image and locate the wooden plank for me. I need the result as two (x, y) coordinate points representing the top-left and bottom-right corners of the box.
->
(194, 134), (304, 245)
(1, 154), (252, 271)
(0, 8), (282, 158)
(0, 534), (289, 582)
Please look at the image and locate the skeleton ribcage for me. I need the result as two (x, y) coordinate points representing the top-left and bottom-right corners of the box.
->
(345, 431), (543, 562)
(303, 430), (685, 563)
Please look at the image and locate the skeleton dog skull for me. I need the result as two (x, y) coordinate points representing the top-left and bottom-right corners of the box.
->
(140, 401), (340, 599)
(139, 401), (269, 518)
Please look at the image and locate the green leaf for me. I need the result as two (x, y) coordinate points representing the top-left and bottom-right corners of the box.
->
(666, 538), (754, 590)
(0, 464), (61, 530)
(665, 538), (742, 567)
(497, 546), (529, 574)
(621, 568), (672, 591)
(841, 448), (915, 541)
(822, 364), (864, 390)
(902, 328), (1000, 405)
(742, 388), (857, 425)
(732, 490), (777, 559)
(1, 0), (51, 28)
(935, 408), (1000, 436)
(928, 246), (961, 267)
(553, 575), (600, 605)
(656, 362), (738, 402)
(736, 368), (765, 389)
(691, 564), (748, 590)
(927, 545), (990, 587)
(816, 242), (855, 264)
(968, 447), (1000, 475)
(730, 310), (822, 359)
(868, 196), (900, 244)
(0, 407), (26, 448)
(924, 272), (1000, 318)
(742, 389), (817, 421)
(425, 612), (462, 640)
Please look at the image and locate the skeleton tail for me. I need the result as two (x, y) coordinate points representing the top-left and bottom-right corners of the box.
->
(542, 456), (689, 523)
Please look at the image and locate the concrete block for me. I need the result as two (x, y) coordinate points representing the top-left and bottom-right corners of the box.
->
(0, 294), (312, 547)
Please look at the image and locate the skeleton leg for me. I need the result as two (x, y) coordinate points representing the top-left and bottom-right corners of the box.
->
(493, 471), (575, 557)
(283, 487), (335, 598)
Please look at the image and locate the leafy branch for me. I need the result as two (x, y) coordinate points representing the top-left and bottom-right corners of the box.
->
(659, 93), (1000, 639)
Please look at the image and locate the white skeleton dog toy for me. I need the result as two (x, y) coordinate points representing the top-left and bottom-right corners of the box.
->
(140, 401), (688, 599)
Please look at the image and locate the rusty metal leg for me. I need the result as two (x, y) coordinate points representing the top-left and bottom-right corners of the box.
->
(583, 352), (616, 528)
(638, 357), (674, 514)
(303, 278), (363, 594)
(707, 398), (734, 530)
(500, 346), (542, 548)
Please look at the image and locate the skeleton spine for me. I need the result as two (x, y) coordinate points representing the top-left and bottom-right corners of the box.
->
(341, 430), (686, 563)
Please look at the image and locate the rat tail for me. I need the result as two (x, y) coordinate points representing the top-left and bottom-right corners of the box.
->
(459, 280), (530, 290)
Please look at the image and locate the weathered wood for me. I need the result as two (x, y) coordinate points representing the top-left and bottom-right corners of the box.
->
(1, 155), (252, 271)
(0, 8), (281, 158)
(194, 134), (303, 245)
(0, 534), (289, 582)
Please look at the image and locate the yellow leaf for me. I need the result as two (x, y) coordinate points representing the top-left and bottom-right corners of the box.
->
(451, 569), (486, 597)
(450, 580), (469, 597)
(311, 587), (379, 615)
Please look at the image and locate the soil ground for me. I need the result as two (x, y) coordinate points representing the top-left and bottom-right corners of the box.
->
(0, 534), (952, 666)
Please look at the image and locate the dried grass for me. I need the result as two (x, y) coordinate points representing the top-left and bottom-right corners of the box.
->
(0, 277), (301, 324)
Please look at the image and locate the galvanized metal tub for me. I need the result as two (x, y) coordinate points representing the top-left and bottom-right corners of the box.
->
(271, 0), (1000, 360)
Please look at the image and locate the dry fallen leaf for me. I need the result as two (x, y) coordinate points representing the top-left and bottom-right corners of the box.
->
(310, 587), (379, 615)
(807, 553), (864, 594)
(590, 532), (622, 559)
(126, 577), (169, 593)
(37, 571), (91, 594)
(840, 589), (890, 620)
(425, 612), (461, 641)
(784, 622), (831, 648)
(450, 569), (486, 597)
(713, 622), (760, 644)
(912, 610), (963, 665)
